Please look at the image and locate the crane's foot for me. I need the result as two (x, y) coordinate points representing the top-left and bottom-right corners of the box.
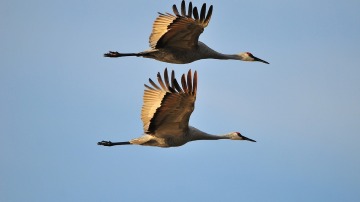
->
(97, 141), (114, 146)
(104, 51), (121, 57)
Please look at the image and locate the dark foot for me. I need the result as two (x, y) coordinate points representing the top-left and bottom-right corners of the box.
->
(97, 141), (114, 146)
(104, 51), (121, 57)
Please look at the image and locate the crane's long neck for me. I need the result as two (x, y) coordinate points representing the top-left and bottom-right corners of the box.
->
(211, 53), (242, 60)
(188, 126), (232, 141)
(198, 42), (243, 60)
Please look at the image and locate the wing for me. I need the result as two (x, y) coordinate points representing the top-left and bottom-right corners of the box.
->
(149, 0), (213, 50)
(141, 68), (198, 137)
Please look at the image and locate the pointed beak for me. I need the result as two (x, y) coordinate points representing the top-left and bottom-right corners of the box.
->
(254, 56), (269, 64)
(242, 136), (256, 142)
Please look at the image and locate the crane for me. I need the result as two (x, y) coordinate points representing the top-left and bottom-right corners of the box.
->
(97, 68), (256, 148)
(104, 0), (269, 64)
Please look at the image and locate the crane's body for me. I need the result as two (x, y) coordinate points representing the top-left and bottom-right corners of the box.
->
(104, 1), (269, 65)
(123, 42), (257, 64)
(98, 69), (256, 148)
(131, 127), (208, 147)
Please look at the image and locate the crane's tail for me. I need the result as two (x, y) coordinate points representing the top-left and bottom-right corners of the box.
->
(97, 140), (131, 146)
(104, 51), (144, 58)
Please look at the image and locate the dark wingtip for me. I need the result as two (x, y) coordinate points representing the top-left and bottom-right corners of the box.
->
(173, 4), (180, 16)
(193, 6), (199, 20)
(187, 69), (193, 93)
(204, 5), (213, 25)
(193, 70), (198, 95)
(200, 3), (206, 22)
(181, 0), (186, 16)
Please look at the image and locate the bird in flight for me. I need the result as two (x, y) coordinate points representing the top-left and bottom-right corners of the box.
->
(97, 68), (256, 148)
(104, 0), (269, 64)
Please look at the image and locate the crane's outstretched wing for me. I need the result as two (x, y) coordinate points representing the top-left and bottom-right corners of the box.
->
(149, 0), (213, 50)
(141, 68), (197, 138)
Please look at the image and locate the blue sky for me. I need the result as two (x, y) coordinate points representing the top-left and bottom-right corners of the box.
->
(1, 0), (360, 201)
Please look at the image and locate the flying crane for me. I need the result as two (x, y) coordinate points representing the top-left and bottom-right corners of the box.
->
(104, 1), (269, 64)
(98, 68), (256, 148)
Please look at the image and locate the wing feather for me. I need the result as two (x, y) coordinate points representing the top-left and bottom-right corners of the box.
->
(172, 4), (180, 16)
(149, 1), (213, 50)
(205, 5), (213, 25)
(181, 74), (188, 93)
(187, 2), (192, 17)
(157, 71), (167, 90)
(200, 3), (206, 22)
(193, 7), (199, 20)
(164, 68), (171, 90)
(148, 78), (161, 90)
(181, 0), (186, 16)
(193, 70), (197, 95)
(144, 84), (155, 90)
(171, 70), (183, 93)
(187, 69), (192, 93)
(141, 68), (197, 137)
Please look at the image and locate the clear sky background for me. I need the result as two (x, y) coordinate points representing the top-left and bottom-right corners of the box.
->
(1, 0), (360, 201)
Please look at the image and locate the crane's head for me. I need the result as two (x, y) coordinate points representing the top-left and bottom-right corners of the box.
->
(237, 52), (269, 64)
(228, 132), (256, 142)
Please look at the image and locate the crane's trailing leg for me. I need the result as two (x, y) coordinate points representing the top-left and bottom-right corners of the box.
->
(97, 141), (131, 146)
(104, 51), (142, 58)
